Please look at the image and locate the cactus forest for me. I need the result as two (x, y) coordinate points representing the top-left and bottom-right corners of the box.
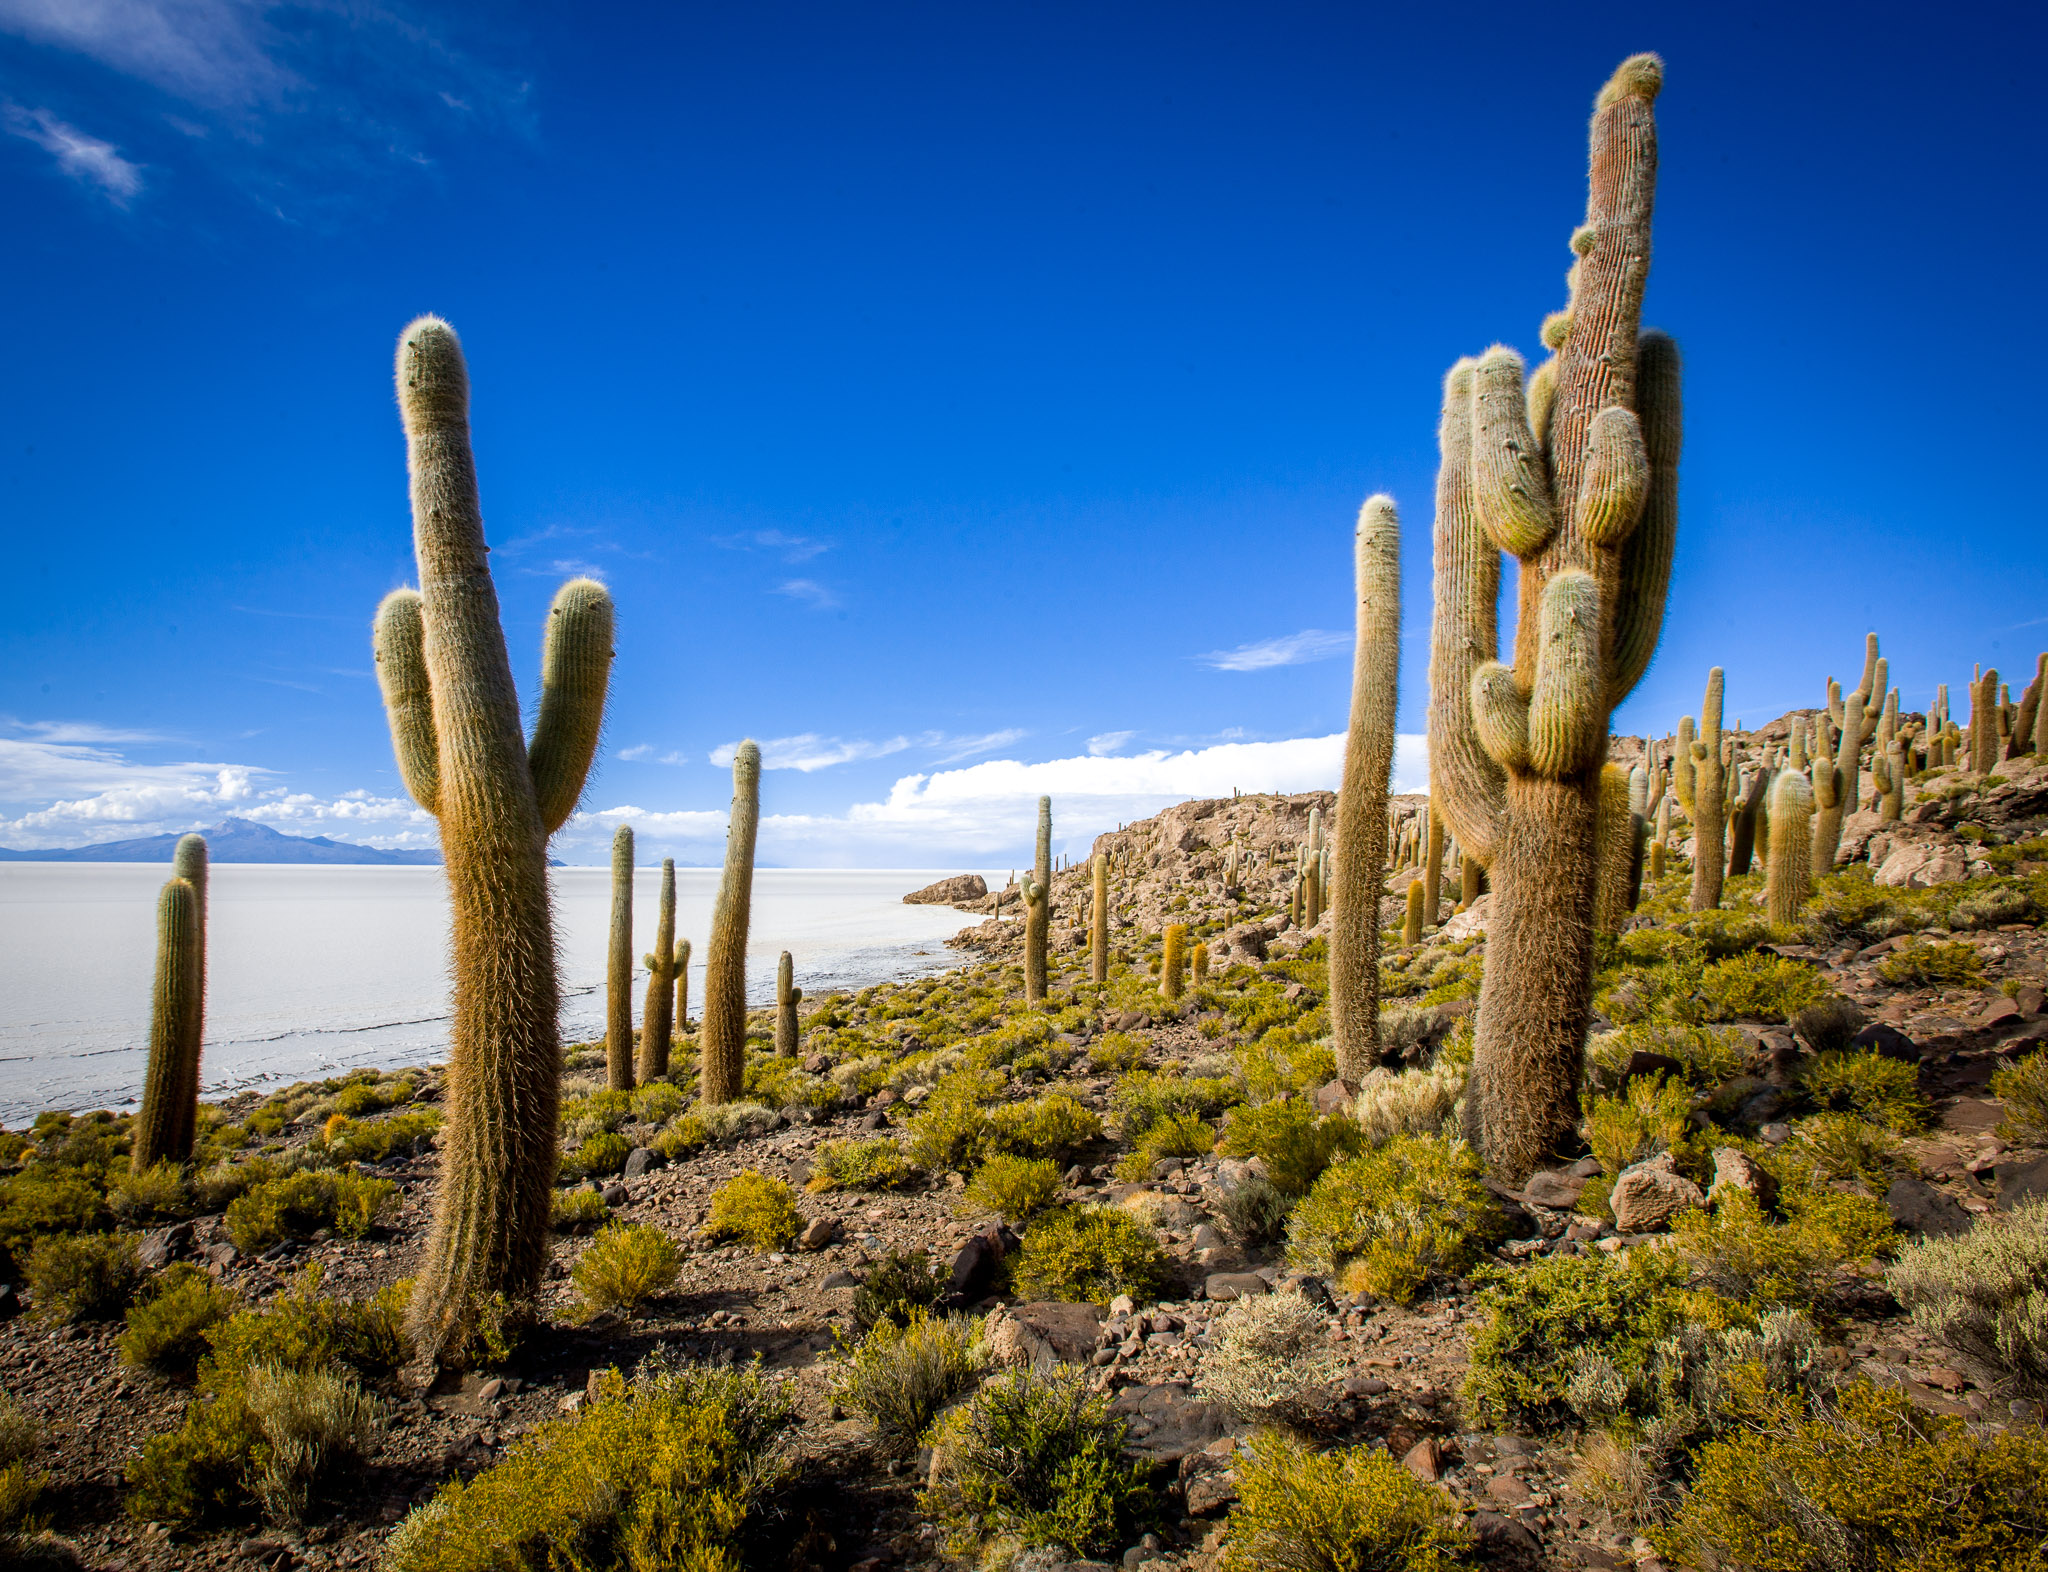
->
(11, 50), (2048, 1572)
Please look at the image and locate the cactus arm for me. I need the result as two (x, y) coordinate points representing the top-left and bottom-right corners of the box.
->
(1331, 494), (1400, 1085)
(1470, 346), (1557, 560)
(1575, 406), (1649, 546)
(1526, 571), (1607, 776)
(1673, 715), (1695, 812)
(1852, 633), (1880, 710)
(1607, 332), (1682, 705)
(528, 578), (615, 837)
(373, 588), (440, 816)
(1090, 854), (1109, 984)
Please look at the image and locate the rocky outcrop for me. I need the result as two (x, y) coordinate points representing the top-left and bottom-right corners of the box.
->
(903, 873), (988, 905)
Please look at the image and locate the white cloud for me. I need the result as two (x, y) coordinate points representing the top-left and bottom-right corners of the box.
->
(931, 729), (1027, 765)
(1087, 730), (1135, 756)
(709, 734), (913, 773)
(774, 578), (841, 610)
(0, 0), (290, 109)
(3, 104), (143, 201)
(713, 529), (830, 563)
(615, 743), (654, 762)
(1198, 629), (1352, 672)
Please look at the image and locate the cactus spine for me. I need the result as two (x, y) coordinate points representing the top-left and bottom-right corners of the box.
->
(1160, 923), (1186, 1000)
(1690, 669), (1727, 911)
(638, 859), (678, 1084)
(701, 741), (761, 1105)
(1330, 496), (1401, 1087)
(134, 870), (203, 1170)
(606, 824), (636, 1091)
(1425, 57), (1678, 1180)
(1021, 796), (1051, 1003)
(774, 951), (802, 1056)
(1593, 765), (1633, 933)
(374, 317), (612, 1361)
(1090, 853), (1109, 984)
(1766, 769), (1815, 923)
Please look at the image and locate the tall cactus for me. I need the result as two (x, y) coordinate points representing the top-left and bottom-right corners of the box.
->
(774, 951), (802, 1057)
(1331, 495), (1400, 1087)
(1672, 716), (1696, 813)
(1811, 689), (1860, 875)
(606, 824), (636, 1091)
(701, 741), (761, 1105)
(1422, 812), (1444, 927)
(1426, 56), (1679, 1179)
(169, 833), (208, 1157)
(1593, 765), (1633, 933)
(1689, 670), (1727, 911)
(1020, 796), (1051, 1003)
(133, 870), (203, 1170)
(1973, 668), (2001, 775)
(1090, 853), (1109, 984)
(638, 859), (678, 1083)
(373, 316), (612, 1361)
(1402, 880), (1424, 947)
(1727, 764), (1770, 880)
(1160, 923), (1186, 1001)
(1766, 769), (1815, 923)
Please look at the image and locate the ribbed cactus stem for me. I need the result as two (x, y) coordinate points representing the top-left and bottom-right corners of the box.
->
(1973, 669), (2000, 776)
(1878, 741), (1905, 822)
(168, 833), (208, 1158)
(1728, 763), (1770, 879)
(1766, 770), (1814, 923)
(1690, 669), (1727, 911)
(1090, 854), (1109, 984)
(1593, 765), (1633, 933)
(701, 741), (761, 1105)
(638, 859), (677, 1084)
(774, 951), (801, 1057)
(1673, 716), (1696, 811)
(1021, 796), (1051, 1003)
(378, 316), (612, 1364)
(1160, 923), (1186, 1001)
(1331, 496), (1400, 1085)
(1191, 942), (1209, 985)
(134, 874), (203, 1170)
(606, 824), (636, 1091)
(1422, 812), (1444, 927)
(673, 937), (692, 1032)
(1402, 880), (1424, 947)
(1649, 838), (1665, 881)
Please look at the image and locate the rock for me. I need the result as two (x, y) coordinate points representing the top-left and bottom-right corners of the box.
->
(1344, 1375), (1390, 1397)
(1979, 997), (2024, 1029)
(1624, 1050), (1686, 1084)
(1009, 1301), (1107, 1360)
(985, 1313), (1060, 1372)
(1875, 841), (1968, 889)
(1467, 1511), (1541, 1556)
(1484, 1473), (1532, 1506)
(1110, 1382), (1226, 1463)
(601, 1183), (630, 1207)
(1997, 1155), (2048, 1211)
(945, 1225), (1018, 1305)
(1401, 1437), (1442, 1483)
(1205, 1272), (1271, 1301)
(2017, 984), (2047, 1017)
(903, 873), (988, 905)
(0, 1284), (17, 1322)
(799, 1217), (839, 1251)
(1520, 1169), (1587, 1209)
(1758, 1122), (1792, 1145)
(1610, 1153), (1705, 1233)
(1707, 1148), (1778, 1209)
(801, 1052), (831, 1074)
(1219, 922), (1273, 962)
(1439, 895), (1490, 940)
(474, 1377), (504, 1405)
(205, 1242), (239, 1269)
(1853, 1021), (1920, 1063)
(1183, 1466), (1239, 1516)
(1189, 1224), (1226, 1250)
(1567, 1154), (1604, 1179)
(1886, 1178), (1972, 1240)
(820, 1270), (860, 1290)
(622, 1147), (658, 1179)
(138, 1221), (194, 1271)
(1313, 1078), (1352, 1116)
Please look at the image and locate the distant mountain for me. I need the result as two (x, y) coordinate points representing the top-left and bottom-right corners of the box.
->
(0, 817), (443, 865)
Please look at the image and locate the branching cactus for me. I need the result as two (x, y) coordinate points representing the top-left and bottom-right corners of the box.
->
(638, 859), (678, 1084)
(1877, 740), (1906, 823)
(373, 316), (613, 1362)
(1766, 769), (1815, 923)
(701, 741), (761, 1105)
(1811, 690), (1860, 875)
(1161, 923), (1187, 1001)
(1331, 495), (1400, 1086)
(1828, 634), (1884, 749)
(2014, 654), (2047, 761)
(1090, 853), (1109, 984)
(134, 871), (203, 1170)
(774, 951), (802, 1057)
(606, 824), (636, 1091)
(1689, 670), (1727, 912)
(1425, 56), (1679, 1179)
(1020, 796), (1051, 1003)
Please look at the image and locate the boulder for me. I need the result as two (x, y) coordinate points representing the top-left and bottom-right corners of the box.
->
(1853, 1022), (1920, 1063)
(799, 1217), (839, 1251)
(1707, 1148), (1778, 1209)
(1610, 1153), (1705, 1233)
(1205, 1272), (1271, 1301)
(1219, 922), (1273, 962)
(1885, 1178), (1972, 1240)
(1110, 1381), (1226, 1463)
(1008, 1301), (1107, 1360)
(903, 874), (989, 905)
(1875, 841), (1968, 890)
(1997, 1155), (2048, 1211)
(622, 1146), (658, 1179)
(945, 1224), (1019, 1305)
(1519, 1169), (1587, 1210)
(984, 1313), (1060, 1372)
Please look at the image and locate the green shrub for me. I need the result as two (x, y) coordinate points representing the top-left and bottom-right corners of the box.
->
(1791, 996), (1867, 1055)
(1222, 1429), (1470, 1572)
(1464, 1248), (1707, 1428)
(1585, 1023), (1747, 1094)
(962, 1155), (1063, 1221)
(1221, 1176), (1293, 1247)
(629, 1081), (686, 1126)
(119, 1265), (237, 1375)
(1692, 952), (1832, 1023)
(1888, 1198), (2048, 1398)
(924, 1367), (1153, 1560)
(571, 1222), (680, 1318)
(806, 1136), (912, 1193)
(1285, 1135), (1495, 1304)
(1088, 1031), (1150, 1072)
(204, 1266), (412, 1383)
(1993, 1049), (2048, 1144)
(1798, 1049), (1927, 1132)
(1671, 1185), (1895, 1314)
(1951, 883), (2036, 929)
(653, 1114), (710, 1161)
(222, 1170), (396, 1253)
(241, 1362), (385, 1524)
(702, 1170), (801, 1253)
(904, 1069), (1006, 1171)
(852, 1249), (950, 1335)
(986, 1093), (1103, 1160)
(382, 1359), (794, 1572)
(24, 1231), (141, 1322)
(0, 1171), (105, 1272)
(318, 1109), (440, 1164)
(1111, 1070), (1240, 1142)
(1352, 1062), (1467, 1147)
(1114, 1111), (1216, 1181)
(107, 1159), (193, 1222)
(1011, 1206), (1169, 1306)
(1877, 939), (1984, 988)
(1657, 1380), (2048, 1572)
(831, 1310), (985, 1454)
(126, 1374), (266, 1526)
(1198, 1290), (1342, 1428)
(550, 1187), (609, 1232)
(1217, 1100), (1363, 1198)
(191, 1157), (270, 1213)
(1582, 1075), (1694, 1177)
(570, 1130), (632, 1177)
(1790, 1111), (1908, 1186)
(0, 1390), (50, 1561)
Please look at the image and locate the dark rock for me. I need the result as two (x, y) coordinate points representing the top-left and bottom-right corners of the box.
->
(1401, 1436), (1441, 1482)
(1566, 1154), (1604, 1179)
(600, 1183), (630, 1207)
(138, 1220), (194, 1270)
(1010, 1301), (1107, 1360)
(0, 1284), (17, 1322)
(820, 1270), (861, 1290)
(1468, 1510), (1542, 1557)
(945, 1225), (1019, 1305)
(1313, 1078), (1351, 1115)
(1624, 1050), (1685, 1084)
(622, 1147), (658, 1179)
(1205, 1272), (1270, 1301)
(1111, 1382), (1226, 1463)
(1853, 1022), (1919, 1063)
(1997, 1155), (2048, 1210)
(1737, 1088), (1790, 1128)
(1293, 1274), (1335, 1310)
(1519, 1170), (1587, 1209)
(1886, 1178), (1972, 1240)
(801, 1052), (831, 1074)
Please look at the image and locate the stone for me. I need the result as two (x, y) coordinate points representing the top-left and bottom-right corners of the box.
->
(1520, 1169), (1587, 1209)
(1314, 1078), (1352, 1115)
(206, 1242), (239, 1269)
(1610, 1153), (1705, 1234)
(945, 1224), (1018, 1305)
(1707, 1148), (1778, 1209)
(799, 1217), (839, 1251)
(1189, 1224), (1225, 1250)
(801, 1052), (831, 1074)
(1468, 1511), (1541, 1555)
(1485, 1473), (1532, 1506)
(985, 1314), (1060, 1372)
(138, 1221), (194, 1271)
(474, 1377), (504, 1405)
(903, 873), (988, 905)
(1997, 1155), (2048, 1210)
(601, 1183), (630, 1207)
(1885, 1178), (1972, 1240)
(1567, 1155), (1604, 1179)
(2017, 984), (2046, 1017)
(1979, 997), (2024, 1029)
(1401, 1437), (1441, 1482)
(1853, 1021), (1920, 1063)
(1219, 922), (1273, 962)
(1110, 1382), (1226, 1463)
(1205, 1272), (1270, 1301)
(1875, 841), (1968, 889)
(1009, 1301), (1107, 1360)
(0, 1284), (17, 1322)
(1623, 1050), (1686, 1084)
(622, 1146), (657, 1179)
(1183, 1467), (1239, 1516)
(1758, 1122), (1792, 1145)
(820, 1270), (860, 1290)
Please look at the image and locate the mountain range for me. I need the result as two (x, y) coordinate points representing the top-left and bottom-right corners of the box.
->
(0, 817), (443, 865)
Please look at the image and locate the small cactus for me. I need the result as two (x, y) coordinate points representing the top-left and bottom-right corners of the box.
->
(1161, 923), (1187, 1000)
(1649, 838), (1665, 881)
(673, 937), (693, 1032)
(1090, 854), (1109, 985)
(774, 951), (802, 1057)
(1673, 715), (1696, 812)
(1766, 769), (1814, 923)
(1422, 811), (1444, 927)
(1402, 880), (1424, 947)
(1021, 796), (1051, 1003)
(606, 825), (636, 1091)
(638, 860), (679, 1084)
(701, 741), (761, 1105)
(134, 868), (204, 1170)
(1191, 941), (1210, 985)
(1690, 669), (1729, 911)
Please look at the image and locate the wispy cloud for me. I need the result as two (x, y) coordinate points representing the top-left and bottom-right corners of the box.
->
(709, 734), (915, 773)
(775, 578), (841, 611)
(615, 744), (655, 762)
(931, 729), (1026, 765)
(1198, 629), (1352, 672)
(2, 104), (142, 202)
(1087, 730), (1135, 757)
(713, 529), (830, 563)
(0, 0), (291, 110)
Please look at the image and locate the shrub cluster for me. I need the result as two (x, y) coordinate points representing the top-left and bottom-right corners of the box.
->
(1222, 1429), (1470, 1572)
(1286, 1135), (1495, 1303)
(223, 1169), (396, 1254)
(1888, 1198), (2048, 1397)
(1010, 1206), (1169, 1306)
(806, 1136), (913, 1193)
(831, 1310), (984, 1454)
(702, 1170), (802, 1252)
(1198, 1290), (1341, 1428)
(571, 1222), (680, 1318)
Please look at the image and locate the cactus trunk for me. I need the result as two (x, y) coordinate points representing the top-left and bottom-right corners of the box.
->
(673, 937), (692, 1032)
(774, 951), (801, 1057)
(638, 859), (677, 1083)
(1160, 923), (1186, 1001)
(134, 874), (203, 1170)
(1690, 670), (1727, 911)
(1766, 770), (1815, 923)
(606, 825), (636, 1091)
(1090, 854), (1109, 984)
(701, 742), (761, 1104)
(168, 833), (208, 1158)
(1593, 765), (1633, 933)
(1022, 797), (1051, 1003)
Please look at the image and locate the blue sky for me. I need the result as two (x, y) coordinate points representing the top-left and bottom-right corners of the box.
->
(2, 1), (2043, 866)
